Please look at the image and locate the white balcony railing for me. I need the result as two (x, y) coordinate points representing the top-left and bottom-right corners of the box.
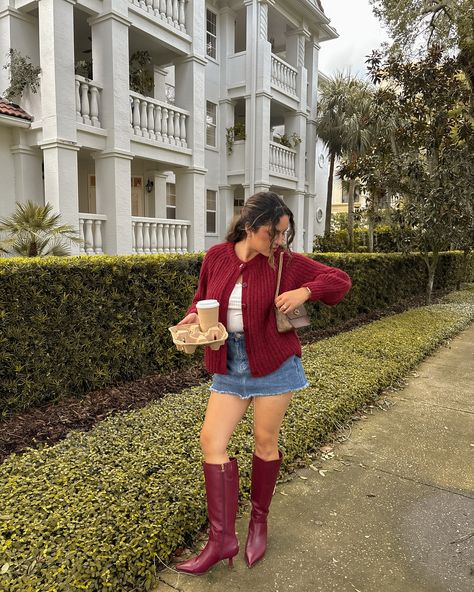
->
(128, 0), (187, 33)
(271, 55), (297, 96)
(75, 76), (102, 128)
(132, 217), (191, 254)
(130, 92), (189, 147)
(269, 142), (297, 177)
(79, 213), (107, 254)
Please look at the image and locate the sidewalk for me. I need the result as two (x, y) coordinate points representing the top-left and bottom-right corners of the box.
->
(158, 323), (474, 592)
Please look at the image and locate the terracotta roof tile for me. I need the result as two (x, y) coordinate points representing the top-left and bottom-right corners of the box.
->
(0, 98), (32, 121)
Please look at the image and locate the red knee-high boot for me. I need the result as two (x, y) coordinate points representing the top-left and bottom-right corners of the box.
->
(244, 451), (282, 568)
(176, 458), (239, 575)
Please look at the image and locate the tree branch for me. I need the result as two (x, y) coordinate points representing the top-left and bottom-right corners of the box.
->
(420, 2), (448, 16)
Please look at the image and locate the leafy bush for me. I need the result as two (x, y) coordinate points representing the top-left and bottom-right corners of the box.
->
(1, 287), (473, 591)
(0, 251), (471, 417)
(0, 254), (201, 417)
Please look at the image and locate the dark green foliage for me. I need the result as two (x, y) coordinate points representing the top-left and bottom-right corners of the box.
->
(0, 251), (471, 418)
(0, 254), (200, 418)
(0, 286), (473, 591)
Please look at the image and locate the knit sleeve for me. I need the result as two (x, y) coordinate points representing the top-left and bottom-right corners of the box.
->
(186, 253), (210, 315)
(292, 253), (352, 306)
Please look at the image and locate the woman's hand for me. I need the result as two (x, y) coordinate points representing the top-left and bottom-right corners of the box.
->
(177, 313), (199, 326)
(275, 288), (310, 315)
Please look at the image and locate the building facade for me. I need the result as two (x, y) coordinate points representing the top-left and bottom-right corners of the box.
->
(0, 0), (336, 255)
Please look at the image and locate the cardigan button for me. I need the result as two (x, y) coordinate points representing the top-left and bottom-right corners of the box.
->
(239, 263), (246, 270)
(242, 303), (247, 309)
(242, 282), (248, 288)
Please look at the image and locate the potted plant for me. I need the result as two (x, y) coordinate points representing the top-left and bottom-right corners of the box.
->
(274, 132), (302, 149)
(75, 57), (93, 80)
(2, 49), (41, 102)
(226, 121), (246, 155)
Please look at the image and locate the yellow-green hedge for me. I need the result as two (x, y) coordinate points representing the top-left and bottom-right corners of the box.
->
(0, 286), (473, 591)
(0, 251), (471, 417)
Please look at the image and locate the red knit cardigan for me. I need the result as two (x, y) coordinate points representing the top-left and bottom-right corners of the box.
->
(187, 242), (352, 377)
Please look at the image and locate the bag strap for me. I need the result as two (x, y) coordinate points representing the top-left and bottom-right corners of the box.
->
(274, 252), (283, 299)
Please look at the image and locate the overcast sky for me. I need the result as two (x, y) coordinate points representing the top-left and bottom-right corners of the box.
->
(318, 0), (391, 79)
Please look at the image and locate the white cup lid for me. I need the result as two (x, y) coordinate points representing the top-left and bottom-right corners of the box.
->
(196, 299), (219, 309)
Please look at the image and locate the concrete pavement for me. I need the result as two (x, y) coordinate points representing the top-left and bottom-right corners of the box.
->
(157, 323), (474, 592)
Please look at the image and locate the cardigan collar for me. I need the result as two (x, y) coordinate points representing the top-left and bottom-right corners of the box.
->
(225, 241), (283, 269)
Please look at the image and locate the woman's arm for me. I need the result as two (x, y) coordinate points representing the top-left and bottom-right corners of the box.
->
(295, 254), (352, 306)
(275, 254), (351, 314)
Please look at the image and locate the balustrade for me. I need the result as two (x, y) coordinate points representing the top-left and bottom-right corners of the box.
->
(75, 77), (102, 128)
(79, 214), (107, 254)
(129, 0), (186, 33)
(132, 217), (190, 254)
(130, 92), (189, 147)
(269, 142), (297, 177)
(271, 55), (297, 96)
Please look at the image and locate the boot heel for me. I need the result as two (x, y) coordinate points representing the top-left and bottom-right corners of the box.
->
(227, 556), (234, 569)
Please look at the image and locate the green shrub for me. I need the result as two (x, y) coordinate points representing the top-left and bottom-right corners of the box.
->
(0, 254), (201, 417)
(0, 251), (470, 417)
(0, 287), (473, 591)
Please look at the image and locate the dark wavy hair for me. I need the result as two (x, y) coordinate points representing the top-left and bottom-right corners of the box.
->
(225, 192), (295, 266)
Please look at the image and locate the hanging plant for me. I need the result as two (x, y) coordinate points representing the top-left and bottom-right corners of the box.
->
(2, 49), (41, 102)
(226, 122), (246, 155)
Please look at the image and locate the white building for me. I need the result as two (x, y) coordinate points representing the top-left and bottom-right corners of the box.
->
(0, 0), (336, 255)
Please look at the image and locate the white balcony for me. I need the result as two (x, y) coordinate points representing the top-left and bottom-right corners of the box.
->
(79, 213), (107, 254)
(269, 142), (296, 177)
(130, 92), (189, 148)
(128, 0), (187, 34)
(271, 55), (297, 97)
(75, 76), (102, 128)
(132, 217), (191, 253)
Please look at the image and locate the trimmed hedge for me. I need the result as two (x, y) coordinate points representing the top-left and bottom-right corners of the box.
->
(0, 255), (201, 417)
(0, 286), (473, 591)
(0, 251), (472, 417)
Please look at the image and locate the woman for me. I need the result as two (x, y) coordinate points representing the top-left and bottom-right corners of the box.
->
(175, 192), (351, 575)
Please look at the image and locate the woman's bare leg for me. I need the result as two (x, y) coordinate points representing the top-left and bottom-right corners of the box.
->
(253, 392), (293, 460)
(200, 392), (252, 464)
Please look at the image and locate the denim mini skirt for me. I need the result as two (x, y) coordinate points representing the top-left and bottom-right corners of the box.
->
(210, 332), (309, 400)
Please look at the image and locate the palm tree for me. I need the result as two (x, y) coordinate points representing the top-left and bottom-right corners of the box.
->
(316, 74), (374, 245)
(316, 74), (346, 237)
(0, 201), (83, 257)
(340, 80), (374, 251)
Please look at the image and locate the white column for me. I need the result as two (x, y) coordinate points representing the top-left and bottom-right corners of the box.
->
(174, 0), (207, 253)
(306, 38), (320, 199)
(245, 0), (272, 194)
(10, 143), (43, 205)
(218, 184), (235, 240)
(285, 191), (305, 252)
(94, 151), (133, 254)
(89, 7), (133, 254)
(175, 168), (206, 251)
(37, 0), (79, 241)
(41, 140), (81, 253)
(38, 0), (77, 142)
(304, 192), (316, 253)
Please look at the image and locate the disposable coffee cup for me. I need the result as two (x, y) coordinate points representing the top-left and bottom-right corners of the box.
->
(196, 299), (219, 332)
